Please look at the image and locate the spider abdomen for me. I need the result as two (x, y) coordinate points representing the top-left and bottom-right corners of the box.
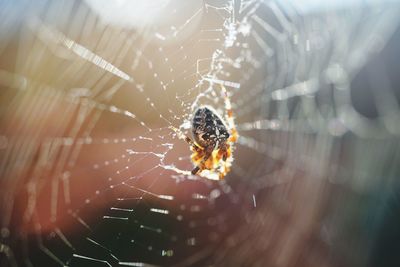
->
(192, 106), (230, 149)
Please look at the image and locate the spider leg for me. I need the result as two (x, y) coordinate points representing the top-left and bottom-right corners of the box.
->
(183, 135), (195, 146)
(218, 143), (229, 161)
(170, 126), (201, 150)
(222, 149), (228, 161)
(191, 145), (214, 175)
(191, 166), (200, 175)
(221, 85), (238, 142)
(170, 126), (207, 175)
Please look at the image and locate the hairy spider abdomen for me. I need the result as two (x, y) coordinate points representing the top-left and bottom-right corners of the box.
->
(192, 106), (230, 149)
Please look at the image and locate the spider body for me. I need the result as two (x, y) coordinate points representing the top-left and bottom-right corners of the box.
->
(189, 106), (231, 175)
(172, 85), (237, 180)
(192, 106), (229, 150)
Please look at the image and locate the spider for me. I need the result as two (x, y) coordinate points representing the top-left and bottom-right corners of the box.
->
(172, 85), (238, 180)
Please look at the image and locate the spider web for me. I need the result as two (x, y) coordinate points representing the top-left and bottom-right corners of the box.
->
(1, 0), (400, 266)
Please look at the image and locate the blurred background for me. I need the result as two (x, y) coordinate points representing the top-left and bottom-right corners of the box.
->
(1, 0), (400, 266)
